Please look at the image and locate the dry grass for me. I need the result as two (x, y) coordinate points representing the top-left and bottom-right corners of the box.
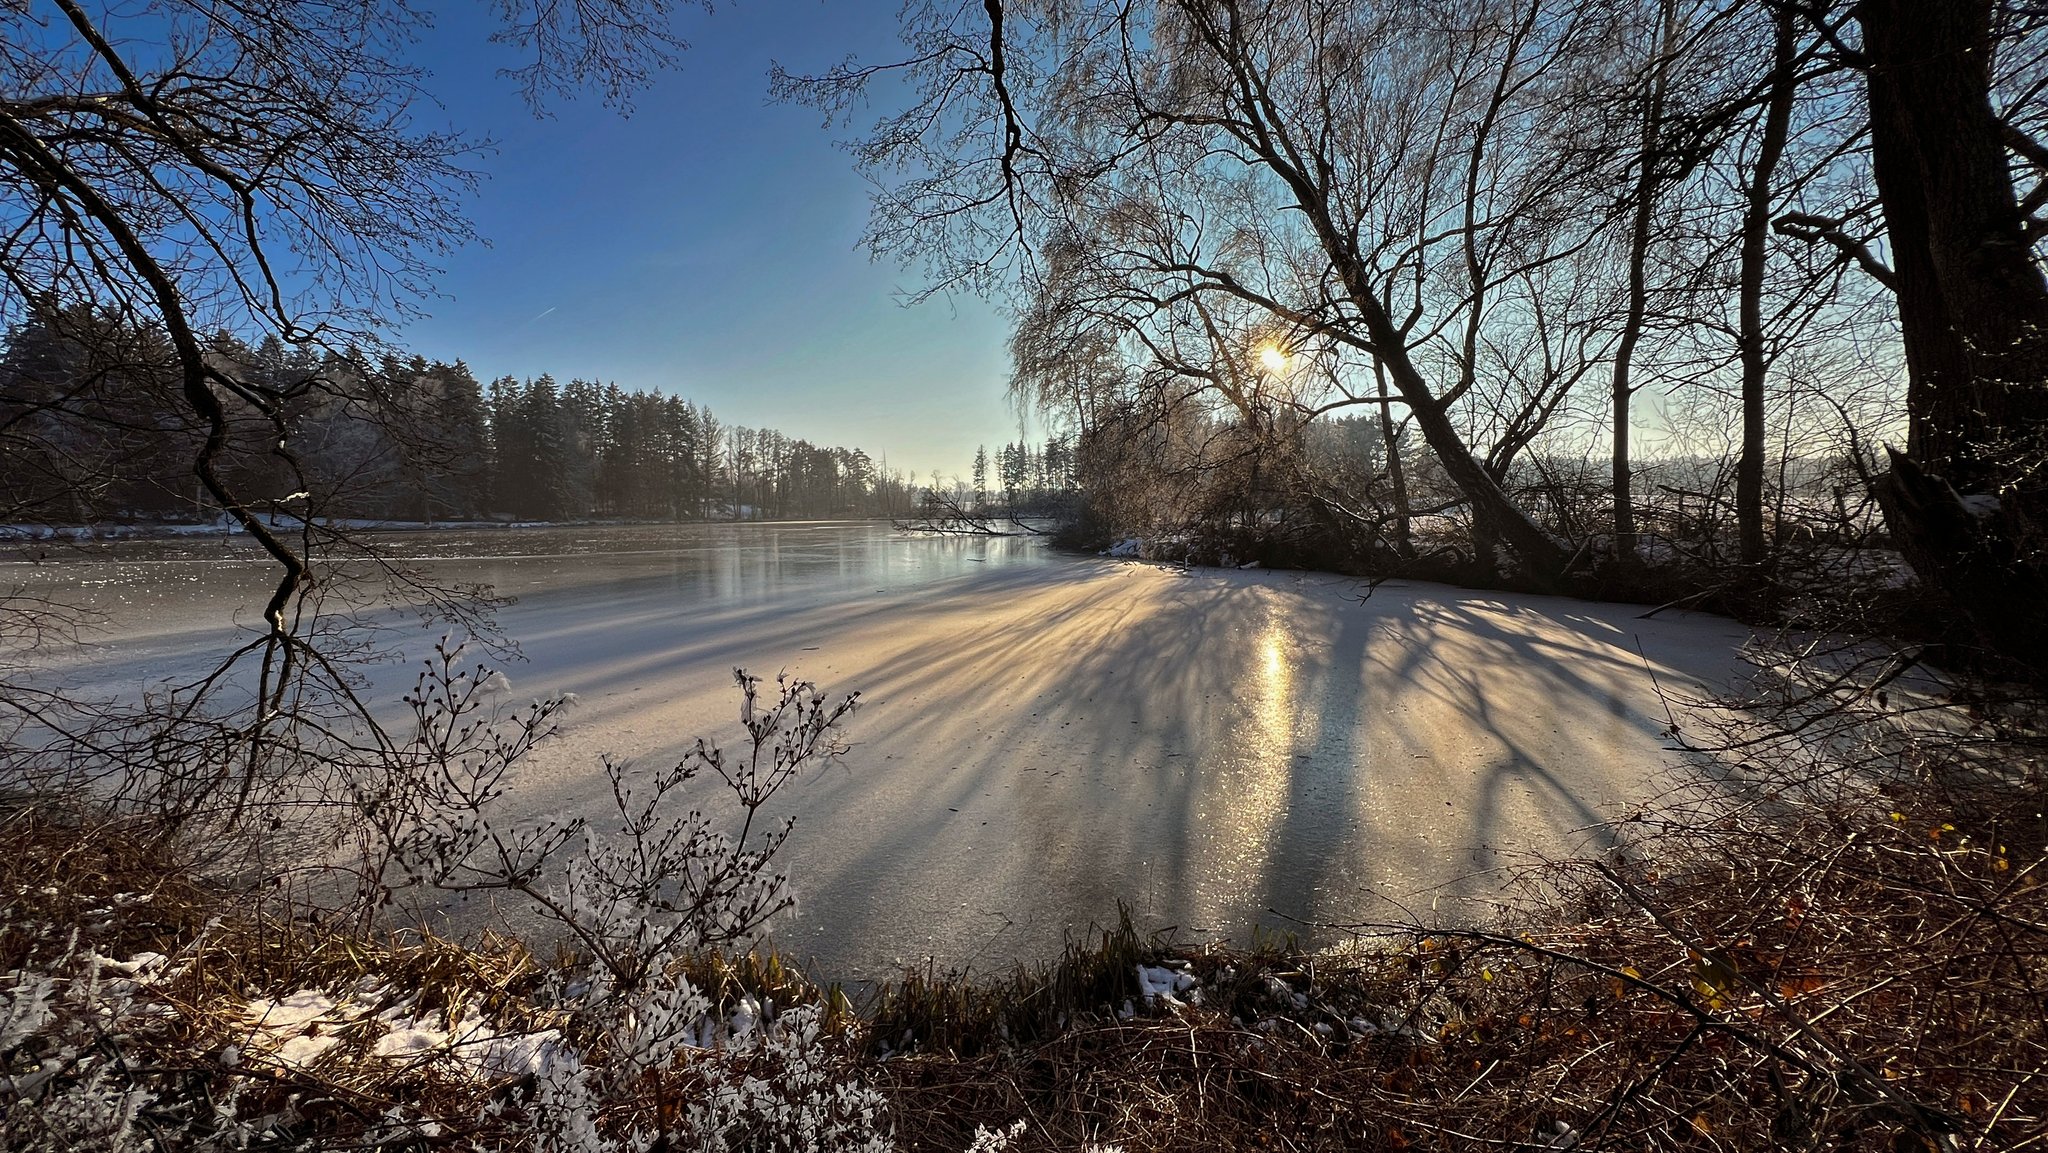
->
(861, 758), (2048, 1151)
(0, 797), (214, 968)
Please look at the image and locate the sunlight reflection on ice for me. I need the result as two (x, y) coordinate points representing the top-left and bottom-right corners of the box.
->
(1192, 615), (1297, 924)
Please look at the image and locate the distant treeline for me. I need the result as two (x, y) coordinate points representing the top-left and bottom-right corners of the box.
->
(0, 305), (1075, 526)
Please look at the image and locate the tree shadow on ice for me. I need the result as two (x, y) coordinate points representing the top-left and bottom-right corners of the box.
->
(1246, 597), (1370, 937)
(777, 573), (1753, 977)
(445, 562), (1754, 981)
(1337, 588), (1749, 920)
(776, 567), (1270, 976)
(487, 563), (1091, 749)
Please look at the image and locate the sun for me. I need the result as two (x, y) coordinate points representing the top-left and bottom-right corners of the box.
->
(1257, 345), (1289, 373)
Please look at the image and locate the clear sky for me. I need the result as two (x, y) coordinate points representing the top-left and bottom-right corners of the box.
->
(397, 1), (1025, 482)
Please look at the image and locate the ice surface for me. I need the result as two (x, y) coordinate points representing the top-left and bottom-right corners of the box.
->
(16, 523), (1756, 983)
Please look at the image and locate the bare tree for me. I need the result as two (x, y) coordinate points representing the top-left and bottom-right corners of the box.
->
(1735, 7), (1801, 570)
(1610, 0), (1684, 564)
(780, 0), (1672, 579)
(0, 0), (698, 820)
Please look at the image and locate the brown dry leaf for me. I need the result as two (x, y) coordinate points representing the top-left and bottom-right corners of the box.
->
(1778, 974), (1826, 998)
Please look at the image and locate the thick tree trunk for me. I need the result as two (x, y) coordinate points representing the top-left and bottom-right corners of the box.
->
(1611, 190), (1647, 563)
(1857, 0), (2048, 676)
(1372, 332), (1570, 578)
(1861, 0), (2048, 481)
(1303, 229), (1569, 578)
(1172, 0), (1572, 581)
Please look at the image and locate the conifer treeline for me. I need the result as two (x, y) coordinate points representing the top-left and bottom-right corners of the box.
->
(474, 368), (902, 522)
(0, 310), (1073, 525)
(356, 350), (935, 522)
(960, 440), (1080, 511)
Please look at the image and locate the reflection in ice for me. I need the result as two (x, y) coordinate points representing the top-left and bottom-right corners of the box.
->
(1186, 616), (1298, 930)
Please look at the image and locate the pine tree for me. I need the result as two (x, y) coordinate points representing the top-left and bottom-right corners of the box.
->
(524, 375), (569, 519)
(432, 360), (489, 519)
(486, 376), (528, 517)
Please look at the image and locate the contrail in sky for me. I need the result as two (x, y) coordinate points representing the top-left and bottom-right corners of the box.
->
(529, 306), (557, 323)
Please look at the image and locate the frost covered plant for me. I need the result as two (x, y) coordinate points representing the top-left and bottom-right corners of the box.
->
(351, 638), (575, 914)
(1, 944), (201, 1152)
(367, 648), (857, 986)
(523, 1001), (890, 1153)
(4, 1063), (152, 1153)
(360, 648), (880, 1148)
(964, 1120), (1028, 1152)
(505, 939), (888, 1151)
(957, 1120), (1129, 1153)
(669, 1003), (888, 1153)
(1, 651), (883, 1152)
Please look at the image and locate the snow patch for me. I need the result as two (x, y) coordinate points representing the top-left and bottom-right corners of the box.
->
(372, 1005), (575, 1082)
(89, 950), (171, 984)
(238, 988), (577, 1082)
(1960, 493), (2001, 519)
(1136, 964), (1200, 1009)
(245, 989), (343, 1032)
(238, 990), (363, 1072)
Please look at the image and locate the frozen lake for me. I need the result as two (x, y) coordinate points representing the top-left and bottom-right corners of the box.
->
(7, 521), (1755, 982)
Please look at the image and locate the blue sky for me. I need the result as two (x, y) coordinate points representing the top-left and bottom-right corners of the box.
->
(398, 1), (1023, 482)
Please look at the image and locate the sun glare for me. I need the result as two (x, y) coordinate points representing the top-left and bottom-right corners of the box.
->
(1257, 345), (1289, 373)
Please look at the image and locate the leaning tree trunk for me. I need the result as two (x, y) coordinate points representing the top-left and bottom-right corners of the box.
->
(1371, 335), (1571, 579)
(1858, 0), (2048, 678)
(1328, 246), (1571, 579)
